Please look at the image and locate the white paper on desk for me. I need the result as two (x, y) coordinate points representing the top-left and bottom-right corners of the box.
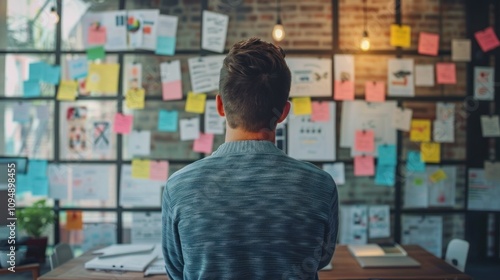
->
(480, 115), (500, 137)
(286, 57), (332, 97)
(202, 10), (229, 53)
(136, 9), (159, 50)
(339, 205), (368, 245)
(452, 39), (471, 62)
(388, 58), (414, 97)
(180, 118), (200, 141)
(368, 205), (390, 239)
(468, 168), (500, 211)
(288, 102), (335, 161)
(433, 120), (454, 143)
(188, 55), (225, 93)
(484, 161), (500, 182)
(404, 172), (429, 208)
(13, 102), (31, 123)
(101, 11), (128, 50)
(391, 107), (412, 132)
(85, 250), (157, 272)
(426, 166), (456, 207)
(131, 212), (162, 244)
(82, 224), (116, 253)
(205, 100), (225, 135)
(436, 103), (455, 122)
(402, 216), (442, 258)
(72, 165), (109, 200)
(119, 165), (163, 207)
(474, 67), (495, 100)
(322, 163), (345, 185)
(128, 130), (151, 156)
(415, 64), (435, 87)
(47, 164), (69, 200)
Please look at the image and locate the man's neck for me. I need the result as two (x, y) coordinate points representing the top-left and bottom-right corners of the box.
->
(224, 126), (276, 143)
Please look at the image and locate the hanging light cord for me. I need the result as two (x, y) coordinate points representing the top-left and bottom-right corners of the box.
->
(277, 0), (281, 23)
(363, 0), (367, 33)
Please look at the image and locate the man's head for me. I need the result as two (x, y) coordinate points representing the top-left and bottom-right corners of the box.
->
(218, 37), (291, 133)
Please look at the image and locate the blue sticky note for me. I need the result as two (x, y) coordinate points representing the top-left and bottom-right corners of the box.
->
(31, 177), (49, 196)
(45, 65), (61, 85)
(16, 174), (31, 194)
(29, 62), (48, 81)
(68, 58), (88, 79)
(407, 151), (426, 172)
(375, 164), (396, 186)
(23, 80), (41, 97)
(28, 160), (48, 178)
(377, 144), (397, 165)
(155, 36), (176, 56)
(158, 110), (178, 132)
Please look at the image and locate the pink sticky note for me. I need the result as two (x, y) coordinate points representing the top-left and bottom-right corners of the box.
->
(311, 101), (330, 122)
(436, 63), (457, 84)
(474, 27), (500, 52)
(354, 155), (375, 176)
(193, 133), (214, 154)
(113, 113), (133, 134)
(334, 80), (354, 101)
(354, 130), (375, 153)
(150, 161), (169, 181)
(418, 32), (439, 56)
(365, 81), (385, 102)
(87, 26), (107, 45)
(162, 80), (183, 101)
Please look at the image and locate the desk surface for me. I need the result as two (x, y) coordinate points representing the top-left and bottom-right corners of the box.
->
(39, 245), (471, 280)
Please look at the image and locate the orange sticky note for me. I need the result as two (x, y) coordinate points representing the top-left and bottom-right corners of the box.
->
(113, 113), (133, 134)
(334, 80), (354, 100)
(150, 160), (169, 181)
(418, 32), (439, 56)
(410, 119), (431, 142)
(420, 142), (441, 163)
(311, 101), (330, 122)
(354, 130), (375, 153)
(66, 211), (83, 230)
(292, 97), (312, 115)
(436, 63), (457, 84)
(162, 80), (183, 101)
(193, 132), (214, 154)
(354, 155), (375, 176)
(365, 81), (385, 102)
(87, 25), (107, 45)
(474, 27), (500, 52)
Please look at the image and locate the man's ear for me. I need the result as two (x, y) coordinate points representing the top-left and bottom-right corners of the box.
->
(216, 94), (225, 117)
(277, 101), (290, 123)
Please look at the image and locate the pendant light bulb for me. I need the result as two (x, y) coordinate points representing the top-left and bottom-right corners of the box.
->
(360, 31), (370, 51)
(272, 19), (285, 42)
(49, 6), (59, 24)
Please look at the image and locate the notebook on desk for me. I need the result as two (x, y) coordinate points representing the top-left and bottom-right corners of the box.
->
(348, 243), (420, 268)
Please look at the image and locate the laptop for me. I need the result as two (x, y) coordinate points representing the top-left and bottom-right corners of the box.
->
(348, 243), (420, 268)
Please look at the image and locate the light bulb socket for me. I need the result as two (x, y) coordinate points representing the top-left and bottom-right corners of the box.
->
(50, 6), (56, 12)
(362, 30), (369, 38)
(277, 17), (282, 25)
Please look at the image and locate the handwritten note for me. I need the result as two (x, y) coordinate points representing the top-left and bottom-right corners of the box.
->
(311, 101), (330, 122)
(452, 39), (471, 62)
(185, 92), (207, 114)
(365, 81), (385, 102)
(436, 63), (456, 84)
(188, 56), (225, 93)
(160, 60), (183, 100)
(334, 81), (354, 100)
(480, 115), (500, 137)
(155, 15), (178, 56)
(68, 58), (88, 79)
(407, 151), (426, 172)
(66, 211), (83, 230)
(23, 80), (41, 97)
(88, 25), (107, 45)
(378, 144), (397, 165)
(354, 130), (375, 153)
(474, 27), (500, 52)
(131, 159), (151, 179)
(392, 107), (413, 131)
(433, 120), (454, 143)
(150, 161), (169, 181)
(415, 64), (435, 87)
(86, 45), (106, 60)
(180, 118), (200, 141)
(205, 100), (225, 134)
(410, 119), (431, 142)
(375, 164), (396, 186)
(429, 169), (447, 183)
(86, 63), (120, 93)
(202, 10), (229, 53)
(418, 32), (439, 56)
(158, 110), (178, 132)
(354, 155), (375, 176)
(292, 97), (312, 115)
(125, 88), (145, 109)
(113, 113), (133, 134)
(56, 80), (78, 101)
(420, 142), (441, 163)
(193, 132), (215, 154)
(390, 24), (411, 48)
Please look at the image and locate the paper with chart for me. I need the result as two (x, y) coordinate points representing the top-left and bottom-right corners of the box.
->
(202, 10), (229, 53)
(132, 213), (162, 244)
(322, 162), (345, 185)
(137, 10), (159, 50)
(160, 60), (183, 100)
(404, 172), (429, 208)
(402, 216), (442, 257)
(120, 165), (164, 207)
(474, 67), (495, 100)
(340, 205), (368, 245)
(388, 58), (414, 97)
(204, 100), (225, 134)
(101, 11), (128, 50)
(368, 205), (390, 238)
(47, 164), (69, 200)
(286, 58), (332, 97)
(426, 166), (456, 207)
(72, 165), (109, 200)
(82, 224), (116, 253)
(288, 102), (335, 161)
(188, 55), (225, 93)
(468, 168), (500, 211)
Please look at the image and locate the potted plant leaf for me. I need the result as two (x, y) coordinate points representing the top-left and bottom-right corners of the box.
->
(17, 199), (54, 264)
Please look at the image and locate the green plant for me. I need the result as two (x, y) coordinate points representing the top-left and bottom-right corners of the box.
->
(17, 199), (54, 238)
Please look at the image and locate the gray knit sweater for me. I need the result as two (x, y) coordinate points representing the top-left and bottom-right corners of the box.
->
(162, 140), (338, 280)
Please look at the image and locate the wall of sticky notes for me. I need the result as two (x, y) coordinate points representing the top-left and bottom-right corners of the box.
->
(1, 0), (498, 259)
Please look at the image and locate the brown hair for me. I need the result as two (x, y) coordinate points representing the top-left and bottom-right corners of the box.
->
(219, 37), (291, 132)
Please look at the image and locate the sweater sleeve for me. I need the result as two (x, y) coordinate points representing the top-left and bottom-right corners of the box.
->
(162, 184), (184, 280)
(318, 182), (339, 269)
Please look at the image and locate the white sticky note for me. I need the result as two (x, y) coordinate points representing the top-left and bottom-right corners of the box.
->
(129, 130), (151, 156)
(202, 10), (229, 53)
(392, 107), (413, 131)
(433, 120), (455, 143)
(322, 163), (345, 185)
(415, 64), (435, 87)
(188, 56), (225, 93)
(204, 100), (225, 135)
(481, 115), (500, 137)
(452, 39), (471, 62)
(180, 118), (200, 141)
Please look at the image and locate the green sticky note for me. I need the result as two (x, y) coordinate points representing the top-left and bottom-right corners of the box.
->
(86, 45), (106, 60)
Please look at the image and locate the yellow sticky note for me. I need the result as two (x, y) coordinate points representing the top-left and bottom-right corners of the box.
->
(390, 24), (411, 48)
(292, 97), (312, 115)
(131, 159), (151, 179)
(57, 80), (78, 101)
(429, 169), (447, 183)
(126, 88), (145, 109)
(410, 119), (431, 142)
(185, 92), (207, 114)
(86, 63), (120, 93)
(421, 142), (441, 163)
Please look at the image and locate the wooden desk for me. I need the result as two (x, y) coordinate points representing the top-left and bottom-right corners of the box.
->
(39, 245), (471, 280)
